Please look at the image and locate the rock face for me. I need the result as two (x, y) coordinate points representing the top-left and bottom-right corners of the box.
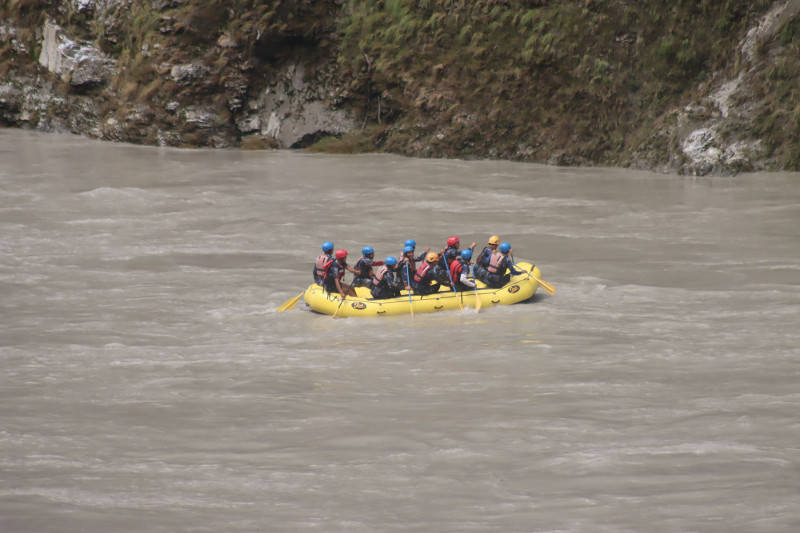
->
(648, 0), (800, 175)
(0, 2), (797, 174)
(238, 64), (356, 148)
(38, 20), (117, 88)
(5, 14), (355, 149)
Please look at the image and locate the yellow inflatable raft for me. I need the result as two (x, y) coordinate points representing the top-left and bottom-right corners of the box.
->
(303, 261), (543, 317)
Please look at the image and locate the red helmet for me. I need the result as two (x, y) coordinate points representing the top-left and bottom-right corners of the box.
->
(447, 236), (459, 247)
(335, 249), (348, 260)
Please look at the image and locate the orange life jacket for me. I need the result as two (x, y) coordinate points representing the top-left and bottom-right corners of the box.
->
(315, 254), (333, 278)
(487, 251), (505, 274)
(372, 265), (390, 286)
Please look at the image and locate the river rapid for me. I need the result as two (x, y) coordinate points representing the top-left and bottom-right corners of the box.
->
(1, 129), (799, 532)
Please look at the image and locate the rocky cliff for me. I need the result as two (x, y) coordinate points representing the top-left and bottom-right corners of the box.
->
(2, 0), (799, 175)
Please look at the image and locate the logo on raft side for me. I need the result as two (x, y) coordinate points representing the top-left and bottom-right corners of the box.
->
(350, 302), (367, 310)
(507, 285), (520, 294)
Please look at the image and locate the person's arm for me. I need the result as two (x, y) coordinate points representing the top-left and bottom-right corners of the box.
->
(507, 257), (523, 275)
(334, 276), (346, 299)
(414, 247), (430, 262)
(459, 269), (476, 288)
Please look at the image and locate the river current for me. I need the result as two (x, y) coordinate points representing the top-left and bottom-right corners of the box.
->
(1, 129), (799, 532)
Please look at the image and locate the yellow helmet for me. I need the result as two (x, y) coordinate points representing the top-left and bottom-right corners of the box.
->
(426, 252), (439, 263)
(488, 235), (500, 245)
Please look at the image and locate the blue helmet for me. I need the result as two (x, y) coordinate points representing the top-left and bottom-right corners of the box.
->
(404, 239), (416, 249)
(403, 245), (414, 254)
(362, 246), (374, 255)
(460, 249), (472, 260)
(499, 242), (511, 253)
(322, 241), (334, 252)
(385, 256), (398, 266)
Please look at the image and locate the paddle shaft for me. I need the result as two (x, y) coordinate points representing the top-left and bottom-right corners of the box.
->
(471, 264), (481, 311)
(332, 295), (346, 318)
(405, 262), (414, 318)
(511, 257), (555, 295)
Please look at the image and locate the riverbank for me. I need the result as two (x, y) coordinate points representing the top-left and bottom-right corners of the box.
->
(2, 1), (799, 175)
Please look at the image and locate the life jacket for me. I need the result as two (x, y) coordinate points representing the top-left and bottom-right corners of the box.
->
(354, 255), (371, 277)
(487, 251), (506, 275)
(414, 261), (432, 283)
(315, 254), (333, 279)
(323, 259), (345, 284)
(372, 265), (391, 287)
(449, 258), (465, 282)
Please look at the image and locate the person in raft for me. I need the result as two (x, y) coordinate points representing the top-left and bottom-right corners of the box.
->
(351, 246), (384, 287)
(480, 242), (523, 288)
(400, 239), (430, 263)
(437, 236), (476, 283)
(397, 245), (417, 288)
(412, 252), (442, 296)
(450, 249), (477, 293)
(473, 235), (500, 281)
(370, 257), (404, 299)
(313, 241), (335, 285)
(322, 249), (357, 298)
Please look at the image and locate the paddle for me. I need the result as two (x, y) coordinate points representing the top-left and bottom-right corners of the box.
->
(511, 255), (556, 295)
(531, 271), (556, 295)
(471, 264), (481, 312)
(276, 292), (303, 312)
(405, 262), (414, 318)
(332, 295), (346, 319)
(443, 255), (464, 312)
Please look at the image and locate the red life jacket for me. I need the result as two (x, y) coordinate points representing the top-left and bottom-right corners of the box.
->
(487, 251), (505, 274)
(414, 261), (431, 283)
(372, 265), (390, 286)
(322, 259), (346, 285)
(449, 258), (464, 282)
(315, 254), (333, 278)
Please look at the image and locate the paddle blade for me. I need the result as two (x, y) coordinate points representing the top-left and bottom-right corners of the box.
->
(535, 276), (556, 295)
(276, 293), (303, 312)
(471, 266), (481, 312)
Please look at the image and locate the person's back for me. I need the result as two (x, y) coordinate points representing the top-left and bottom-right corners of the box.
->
(371, 257), (401, 299)
(482, 242), (521, 288)
(323, 249), (356, 298)
(314, 241), (335, 284)
(450, 250), (476, 292)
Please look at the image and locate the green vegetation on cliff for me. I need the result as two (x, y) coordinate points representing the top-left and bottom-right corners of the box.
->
(332, 0), (773, 165)
(6, 1), (800, 172)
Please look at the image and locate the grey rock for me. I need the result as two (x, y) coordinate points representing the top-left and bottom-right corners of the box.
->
(245, 63), (356, 148)
(170, 63), (210, 84)
(38, 20), (117, 87)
